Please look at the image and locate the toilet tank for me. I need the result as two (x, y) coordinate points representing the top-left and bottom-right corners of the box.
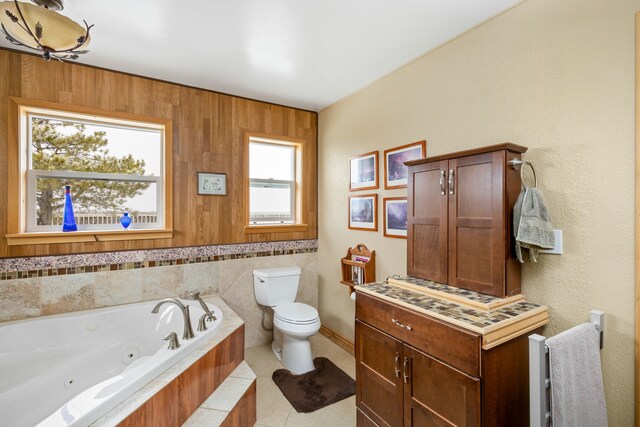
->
(253, 267), (301, 307)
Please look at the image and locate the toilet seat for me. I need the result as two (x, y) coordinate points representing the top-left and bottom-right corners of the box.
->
(274, 302), (319, 325)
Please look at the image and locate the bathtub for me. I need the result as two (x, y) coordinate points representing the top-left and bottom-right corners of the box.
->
(0, 298), (223, 427)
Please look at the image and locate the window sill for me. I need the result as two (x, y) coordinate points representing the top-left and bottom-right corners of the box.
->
(5, 229), (173, 246)
(243, 224), (308, 234)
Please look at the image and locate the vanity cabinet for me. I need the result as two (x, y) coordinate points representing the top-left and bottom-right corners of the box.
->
(403, 344), (480, 426)
(355, 291), (531, 427)
(355, 320), (404, 427)
(405, 143), (527, 298)
(356, 321), (480, 427)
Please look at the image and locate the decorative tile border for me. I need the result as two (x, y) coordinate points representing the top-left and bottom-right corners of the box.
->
(0, 239), (318, 281)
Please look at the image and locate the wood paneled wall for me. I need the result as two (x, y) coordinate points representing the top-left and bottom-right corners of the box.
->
(0, 49), (318, 258)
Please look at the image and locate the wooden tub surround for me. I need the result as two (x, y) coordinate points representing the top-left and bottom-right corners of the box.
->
(92, 299), (256, 427)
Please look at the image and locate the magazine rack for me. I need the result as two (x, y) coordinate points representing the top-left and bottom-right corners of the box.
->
(340, 243), (376, 295)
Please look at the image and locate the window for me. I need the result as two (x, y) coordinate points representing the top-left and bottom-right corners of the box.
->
(7, 98), (173, 244)
(245, 133), (307, 233)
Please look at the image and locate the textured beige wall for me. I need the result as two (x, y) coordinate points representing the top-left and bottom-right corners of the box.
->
(318, 0), (638, 424)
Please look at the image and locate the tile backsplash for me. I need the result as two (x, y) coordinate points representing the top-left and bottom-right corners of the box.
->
(0, 240), (318, 348)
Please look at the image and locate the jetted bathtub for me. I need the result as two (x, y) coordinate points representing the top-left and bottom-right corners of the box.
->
(0, 298), (223, 427)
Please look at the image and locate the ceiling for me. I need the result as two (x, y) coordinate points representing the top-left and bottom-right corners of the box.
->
(0, 0), (523, 111)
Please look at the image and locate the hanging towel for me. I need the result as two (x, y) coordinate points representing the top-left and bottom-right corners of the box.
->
(546, 323), (608, 427)
(513, 187), (555, 263)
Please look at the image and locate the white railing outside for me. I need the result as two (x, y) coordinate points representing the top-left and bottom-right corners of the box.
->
(250, 212), (293, 224)
(47, 213), (158, 226)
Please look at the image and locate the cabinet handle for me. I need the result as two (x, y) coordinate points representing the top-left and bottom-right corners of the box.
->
(403, 357), (410, 383)
(448, 169), (455, 195)
(394, 353), (401, 378)
(439, 170), (446, 195)
(391, 318), (413, 331)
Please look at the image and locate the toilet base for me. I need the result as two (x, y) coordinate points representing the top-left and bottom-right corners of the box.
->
(274, 333), (315, 374)
(272, 340), (282, 361)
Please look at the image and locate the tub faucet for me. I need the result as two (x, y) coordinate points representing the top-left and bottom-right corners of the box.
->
(151, 298), (195, 340)
(185, 291), (217, 327)
(185, 291), (215, 315)
(163, 332), (180, 350)
(198, 313), (212, 332)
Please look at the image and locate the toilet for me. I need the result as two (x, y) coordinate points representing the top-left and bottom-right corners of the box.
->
(253, 266), (320, 374)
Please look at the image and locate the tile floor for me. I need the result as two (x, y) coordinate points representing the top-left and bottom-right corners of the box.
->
(245, 333), (357, 427)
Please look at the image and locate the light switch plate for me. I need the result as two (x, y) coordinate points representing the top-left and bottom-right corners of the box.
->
(540, 230), (563, 255)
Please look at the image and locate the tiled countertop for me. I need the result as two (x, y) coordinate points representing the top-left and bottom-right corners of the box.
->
(356, 276), (548, 348)
(388, 276), (508, 306)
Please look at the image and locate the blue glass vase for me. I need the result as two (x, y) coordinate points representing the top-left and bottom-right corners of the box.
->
(119, 212), (132, 229)
(62, 185), (78, 232)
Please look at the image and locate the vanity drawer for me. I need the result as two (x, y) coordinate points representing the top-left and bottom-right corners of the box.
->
(356, 291), (481, 377)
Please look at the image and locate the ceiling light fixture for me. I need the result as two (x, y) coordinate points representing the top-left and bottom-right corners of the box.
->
(0, 0), (93, 61)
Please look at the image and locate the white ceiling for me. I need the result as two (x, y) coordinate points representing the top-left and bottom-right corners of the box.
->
(1, 0), (522, 111)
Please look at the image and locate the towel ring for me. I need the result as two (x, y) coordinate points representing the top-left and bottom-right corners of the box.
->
(508, 158), (537, 188)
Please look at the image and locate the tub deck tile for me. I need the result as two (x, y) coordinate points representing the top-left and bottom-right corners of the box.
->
(228, 360), (257, 380)
(182, 408), (228, 426)
(201, 362), (255, 412)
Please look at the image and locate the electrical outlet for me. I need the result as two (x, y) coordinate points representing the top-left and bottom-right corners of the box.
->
(540, 230), (563, 255)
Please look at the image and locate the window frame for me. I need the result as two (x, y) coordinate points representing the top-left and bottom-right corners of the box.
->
(6, 97), (173, 245)
(244, 132), (307, 234)
(249, 141), (296, 224)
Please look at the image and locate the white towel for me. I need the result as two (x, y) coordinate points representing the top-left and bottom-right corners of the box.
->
(546, 323), (607, 427)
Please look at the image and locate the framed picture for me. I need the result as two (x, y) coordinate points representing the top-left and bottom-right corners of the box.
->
(348, 194), (378, 231)
(349, 151), (379, 191)
(197, 172), (227, 195)
(383, 197), (408, 239)
(383, 140), (426, 189)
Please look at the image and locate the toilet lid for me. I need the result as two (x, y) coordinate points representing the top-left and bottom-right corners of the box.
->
(274, 303), (319, 324)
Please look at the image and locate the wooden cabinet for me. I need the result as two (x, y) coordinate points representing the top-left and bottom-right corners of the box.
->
(355, 320), (404, 427)
(406, 143), (527, 298)
(404, 345), (480, 427)
(355, 291), (530, 427)
(356, 321), (480, 427)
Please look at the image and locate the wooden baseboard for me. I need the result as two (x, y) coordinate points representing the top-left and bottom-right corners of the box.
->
(320, 325), (354, 356)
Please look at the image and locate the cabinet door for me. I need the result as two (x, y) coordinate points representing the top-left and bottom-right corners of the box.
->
(356, 320), (404, 427)
(407, 160), (448, 283)
(403, 345), (480, 427)
(448, 151), (506, 297)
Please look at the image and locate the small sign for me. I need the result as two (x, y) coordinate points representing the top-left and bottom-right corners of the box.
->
(198, 172), (227, 196)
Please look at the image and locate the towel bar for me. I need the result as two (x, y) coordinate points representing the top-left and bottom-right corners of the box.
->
(528, 310), (604, 427)
(508, 158), (538, 188)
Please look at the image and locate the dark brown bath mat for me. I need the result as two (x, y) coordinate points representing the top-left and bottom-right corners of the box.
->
(272, 357), (356, 413)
